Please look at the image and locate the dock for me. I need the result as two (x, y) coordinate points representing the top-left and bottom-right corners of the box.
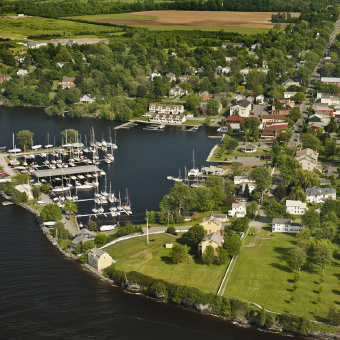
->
(114, 121), (137, 130)
(143, 124), (165, 131)
(31, 165), (102, 180)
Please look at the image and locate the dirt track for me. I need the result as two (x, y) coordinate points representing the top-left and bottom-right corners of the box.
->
(98, 10), (300, 28)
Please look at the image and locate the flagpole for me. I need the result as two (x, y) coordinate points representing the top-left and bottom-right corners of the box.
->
(146, 209), (149, 245)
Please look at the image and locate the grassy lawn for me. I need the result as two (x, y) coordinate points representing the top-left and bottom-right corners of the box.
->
(0, 17), (122, 39)
(225, 234), (340, 321)
(106, 234), (229, 293)
(243, 226), (256, 246)
(183, 119), (204, 125)
(210, 145), (269, 162)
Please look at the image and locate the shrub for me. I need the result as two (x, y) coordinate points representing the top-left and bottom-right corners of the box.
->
(166, 226), (176, 235)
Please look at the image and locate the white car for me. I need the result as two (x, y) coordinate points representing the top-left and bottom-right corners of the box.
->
(37, 200), (46, 205)
(142, 113), (151, 117)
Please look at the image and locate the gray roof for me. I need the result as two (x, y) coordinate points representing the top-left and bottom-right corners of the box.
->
(201, 216), (223, 227)
(31, 165), (101, 179)
(286, 200), (306, 208)
(305, 186), (336, 196)
(237, 99), (251, 108)
(70, 228), (96, 248)
(243, 143), (257, 149)
(200, 232), (223, 245)
(88, 248), (108, 259)
(272, 218), (292, 224)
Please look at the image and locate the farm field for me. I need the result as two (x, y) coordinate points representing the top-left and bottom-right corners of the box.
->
(225, 229), (340, 321)
(69, 10), (300, 32)
(105, 234), (229, 294)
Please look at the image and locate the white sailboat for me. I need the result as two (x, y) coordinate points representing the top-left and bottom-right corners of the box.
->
(188, 150), (200, 177)
(45, 133), (53, 149)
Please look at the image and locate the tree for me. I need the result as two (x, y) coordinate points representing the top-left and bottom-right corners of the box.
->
(16, 130), (34, 150)
(328, 307), (340, 326)
(313, 239), (333, 276)
(250, 167), (272, 202)
(185, 95), (202, 111)
(202, 245), (215, 265)
(302, 208), (320, 232)
(288, 247), (307, 275)
(290, 186), (307, 202)
(222, 135), (238, 151)
(292, 168), (320, 189)
(63, 200), (78, 214)
(224, 233), (241, 257)
(41, 203), (62, 221)
(324, 138), (337, 159)
(277, 129), (293, 143)
(247, 201), (258, 218)
(136, 85), (147, 98)
(296, 228), (311, 251)
(325, 117), (337, 133)
(94, 233), (108, 247)
(300, 133), (321, 151)
(207, 99), (220, 115)
(185, 225), (206, 244)
(171, 245), (187, 264)
(293, 92), (306, 104)
(290, 107), (302, 121)
(60, 129), (78, 144)
(240, 117), (261, 141)
(32, 186), (41, 200)
(216, 246), (228, 264)
(194, 187), (215, 212)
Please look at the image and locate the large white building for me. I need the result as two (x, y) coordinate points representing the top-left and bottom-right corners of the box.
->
(286, 200), (307, 215)
(228, 202), (247, 217)
(230, 100), (252, 117)
(272, 218), (302, 233)
(149, 103), (185, 115)
(305, 186), (336, 203)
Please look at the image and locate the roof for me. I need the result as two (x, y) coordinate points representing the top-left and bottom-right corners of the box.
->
(321, 77), (340, 82)
(305, 186), (336, 196)
(261, 114), (287, 120)
(200, 232), (224, 245)
(243, 143), (257, 149)
(71, 228), (96, 247)
(88, 248), (108, 259)
(286, 200), (307, 208)
(272, 218), (292, 224)
(200, 216), (223, 228)
(62, 76), (75, 82)
(31, 165), (101, 179)
(226, 116), (245, 122)
(237, 99), (251, 108)
(231, 202), (247, 209)
(150, 103), (184, 109)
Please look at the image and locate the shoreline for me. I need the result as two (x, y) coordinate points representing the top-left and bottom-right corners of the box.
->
(0, 192), (339, 339)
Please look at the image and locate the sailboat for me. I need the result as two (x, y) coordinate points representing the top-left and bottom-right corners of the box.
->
(188, 150), (200, 177)
(8, 134), (21, 166)
(173, 169), (182, 182)
(45, 133), (53, 149)
(122, 188), (132, 214)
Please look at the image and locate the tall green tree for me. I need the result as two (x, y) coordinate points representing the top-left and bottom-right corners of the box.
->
(223, 233), (241, 257)
(16, 130), (34, 150)
(171, 245), (187, 264)
(202, 245), (215, 265)
(288, 247), (307, 275)
(250, 167), (272, 202)
(313, 239), (333, 276)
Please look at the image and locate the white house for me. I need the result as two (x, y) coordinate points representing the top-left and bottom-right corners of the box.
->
(255, 94), (265, 104)
(295, 148), (321, 171)
(305, 186), (337, 203)
(149, 103), (184, 114)
(17, 69), (28, 76)
(169, 86), (188, 98)
(234, 176), (255, 185)
(284, 92), (297, 100)
(230, 100), (252, 117)
(166, 72), (176, 82)
(272, 218), (302, 233)
(149, 113), (186, 124)
(286, 200), (307, 215)
(251, 43), (261, 51)
(228, 202), (247, 217)
(240, 181), (256, 194)
(88, 248), (114, 270)
(151, 72), (161, 80)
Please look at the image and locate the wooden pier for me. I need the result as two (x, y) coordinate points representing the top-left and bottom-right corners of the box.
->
(114, 121), (137, 130)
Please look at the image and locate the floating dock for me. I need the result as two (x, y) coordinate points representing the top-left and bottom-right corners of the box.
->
(114, 121), (137, 130)
(31, 165), (102, 180)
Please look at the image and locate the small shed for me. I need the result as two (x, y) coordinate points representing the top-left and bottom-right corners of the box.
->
(241, 144), (257, 153)
(165, 242), (173, 249)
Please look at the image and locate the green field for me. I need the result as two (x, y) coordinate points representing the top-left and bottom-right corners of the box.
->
(210, 145), (269, 162)
(68, 14), (157, 21)
(225, 231), (340, 321)
(105, 234), (229, 293)
(0, 17), (122, 39)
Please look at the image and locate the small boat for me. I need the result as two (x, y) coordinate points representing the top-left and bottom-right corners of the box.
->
(100, 224), (117, 231)
(167, 175), (174, 181)
(31, 144), (42, 150)
(92, 207), (99, 214)
(98, 206), (104, 213)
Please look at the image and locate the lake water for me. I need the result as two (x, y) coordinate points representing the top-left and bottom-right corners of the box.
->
(0, 107), (301, 339)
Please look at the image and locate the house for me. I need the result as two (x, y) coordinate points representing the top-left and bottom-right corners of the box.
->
(222, 42), (244, 48)
(251, 43), (261, 51)
(271, 109), (291, 116)
(272, 218), (302, 233)
(149, 103), (185, 114)
(88, 248), (114, 270)
(255, 94), (265, 104)
(313, 103), (333, 117)
(240, 181), (256, 194)
(216, 65), (230, 75)
(0, 73), (7, 84)
(230, 100), (252, 117)
(324, 57), (331, 64)
(241, 143), (257, 153)
(26, 40), (47, 49)
(199, 216), (223, 235)
(166, 73), (176, 82)
(210, 213), (228, 222)
(201, 165), (225, 176)
(62, 76), (76, 89)
(286, 200), (307, 215)
(284, 92), (297, 101)
(79, 94), (103, 104)
(228, 202), (247, 217)
(149, 113), (186, 124)
(321, 77), (340, 86)
(261, 124), (288, 140)
(169, 86), (188, 98)
(234, 176), (254, 185)
(225, 115), (246, 131)
(200, 91), (213, 101)
(17, 69), (28, 76)
(69, 228), (96, 249)
(225, 56), (237, 65)
(261, 114), (287, 127)
(213, 93), (226, 101)
(305, 186), (337, 203)
(319, 93), (340, 106)
(178, 75), (189, 83)
(151, 72), (161, 80)
(283, 79), (300, 88)
(198, 232), (224, 256)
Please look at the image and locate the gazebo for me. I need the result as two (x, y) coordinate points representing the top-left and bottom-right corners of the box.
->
(241, 143), (257, 153)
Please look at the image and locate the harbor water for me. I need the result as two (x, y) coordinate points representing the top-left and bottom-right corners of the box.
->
(0, 107), (301, 339)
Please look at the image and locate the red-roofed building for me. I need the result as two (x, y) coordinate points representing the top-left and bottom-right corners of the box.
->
(0, 73), (7, 84)
(261, 124), (288, 140)
(200, 91), (213, 101)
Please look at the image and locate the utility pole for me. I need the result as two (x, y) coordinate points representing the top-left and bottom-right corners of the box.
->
(146, 209), (149, 245)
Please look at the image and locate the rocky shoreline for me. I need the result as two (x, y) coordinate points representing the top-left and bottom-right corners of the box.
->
(1, 190), (339, 340)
